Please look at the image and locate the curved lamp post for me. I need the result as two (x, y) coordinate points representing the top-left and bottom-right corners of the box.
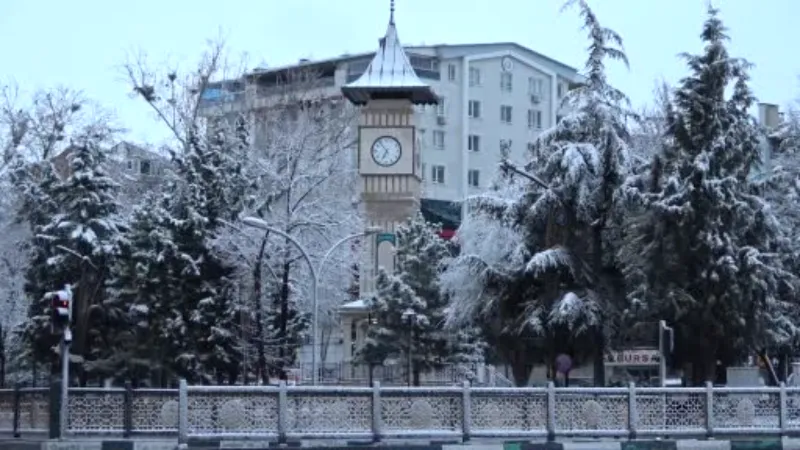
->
(241, 217), (379, 385)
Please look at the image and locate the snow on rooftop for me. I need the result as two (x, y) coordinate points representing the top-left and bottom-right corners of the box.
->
(341, 3), (437, 105)
(340, 299), (366, 309)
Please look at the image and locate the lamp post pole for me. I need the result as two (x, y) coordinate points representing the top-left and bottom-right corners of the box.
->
(240, 217), (378, 385)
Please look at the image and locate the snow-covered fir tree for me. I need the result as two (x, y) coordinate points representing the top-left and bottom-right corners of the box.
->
(107, 120), (247, 385)
(22, 142), (125, 382)
(619, 7), (796, 384)
(358, 213), (481, 385)
(105, 199), (179, 386)
(443, 0), (631, 386)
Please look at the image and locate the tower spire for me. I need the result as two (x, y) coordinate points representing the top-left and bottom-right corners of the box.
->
(341, 0), (438, 106)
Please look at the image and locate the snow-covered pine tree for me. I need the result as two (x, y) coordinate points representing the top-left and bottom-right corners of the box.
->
(15, 162), (63, 374)
(529, 0), (633, 385)
(442, 0), (631, 386)
(105, 199), (178, 385)
(358, 212), (458, 385)
(161, 129), (245, 384)
(619, 7), (796, 384)
(22, 142), (125, 382)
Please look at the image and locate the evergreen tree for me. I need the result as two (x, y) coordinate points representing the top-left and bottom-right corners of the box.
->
(105, 200), (177, 385)
(619, 7), (796, 384)
(16, 162), (64, 373)
(358, 213), (457, 385)
(443, 0), (631, 386)
(22, 142), (124, 382)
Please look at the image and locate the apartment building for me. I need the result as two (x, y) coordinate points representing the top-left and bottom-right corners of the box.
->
(198, 42), (582, 207)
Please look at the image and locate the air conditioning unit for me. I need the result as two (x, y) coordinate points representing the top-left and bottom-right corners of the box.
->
(437, 115), (447, 125)
(530, 94), (541, 104)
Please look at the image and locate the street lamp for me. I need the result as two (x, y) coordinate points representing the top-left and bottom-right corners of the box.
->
(240, 217), (379, 385)
(402, 307), (416, 388)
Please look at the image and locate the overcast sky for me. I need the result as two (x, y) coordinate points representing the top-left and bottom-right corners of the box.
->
(1, 0), (798, 147)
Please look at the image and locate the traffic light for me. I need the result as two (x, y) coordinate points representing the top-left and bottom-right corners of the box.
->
(47, 285), (73, 333)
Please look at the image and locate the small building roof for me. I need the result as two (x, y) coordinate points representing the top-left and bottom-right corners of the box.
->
(341, 2), (438, 106)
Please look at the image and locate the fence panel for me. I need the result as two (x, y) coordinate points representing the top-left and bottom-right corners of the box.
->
(18, 388), (49, 434)
(635, 388), (706, 436)
(285, 386), (372, 439)
(68, 387), (125, 434)
(380, 386), (462, 439)
(131, 388), (179, 434)
(185, 386), (279, 439)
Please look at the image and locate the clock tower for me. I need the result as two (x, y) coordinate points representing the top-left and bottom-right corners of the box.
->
(341, 0), (438, 297)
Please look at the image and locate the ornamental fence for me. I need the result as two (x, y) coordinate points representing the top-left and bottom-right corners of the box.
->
(4, 381), (800, 442)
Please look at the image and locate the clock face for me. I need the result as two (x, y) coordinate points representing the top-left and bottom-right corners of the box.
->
(501, 56), (514, 72)
(371, 136), (402, 167)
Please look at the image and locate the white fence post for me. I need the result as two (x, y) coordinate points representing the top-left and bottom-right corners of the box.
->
(780, 382), (788, 435)
(178, 379), (188, 446)
(628, 382), (637, 439)
(371, 381), (382, 442)
(705, 381), (714, 438)
(278, 380), (288, 444)
(461, 380), (471, 442)
(546, 381), (556, 441)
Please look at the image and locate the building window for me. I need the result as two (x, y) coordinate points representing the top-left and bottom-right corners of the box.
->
(421, 163), (426, 180)
(468, 100), (481, 119)
(433, 130), (445, 149)
(448, 64), (456, 81)
(528, 77), (544, 96)
(500, 72), (513, 92)
(468, 134), (481, 152)
(431, 165), (446, 184)
(468, 169), (480, 187)
(500, 105), (513, 124)
(436, 97), (446, 117)
(469, 67), (481, 86)
(140, 159), (151, 175)
(126, 160), (133, 171)
(528, 109), (542, 129)
(527, 142), (536, 153)
(500, 139), (512, 153)
(557, 83), (565, 98)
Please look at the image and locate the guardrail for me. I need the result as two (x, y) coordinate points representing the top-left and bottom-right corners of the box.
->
(5, 381), (800, 442)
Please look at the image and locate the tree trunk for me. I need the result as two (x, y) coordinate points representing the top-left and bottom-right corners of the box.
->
(413, 366), (421, 387)
(591, 226), (607, 387)
(506, 345), (532, 387)
(593, 328), (606, 386)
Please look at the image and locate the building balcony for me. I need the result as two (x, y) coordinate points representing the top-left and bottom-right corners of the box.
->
(198, 76), (338, 116)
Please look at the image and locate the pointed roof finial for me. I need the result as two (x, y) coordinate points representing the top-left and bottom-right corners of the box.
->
(340, 0), (438, 106)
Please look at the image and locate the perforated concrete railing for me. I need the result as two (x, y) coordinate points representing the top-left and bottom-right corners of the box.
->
(5, 381), (800, 442)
